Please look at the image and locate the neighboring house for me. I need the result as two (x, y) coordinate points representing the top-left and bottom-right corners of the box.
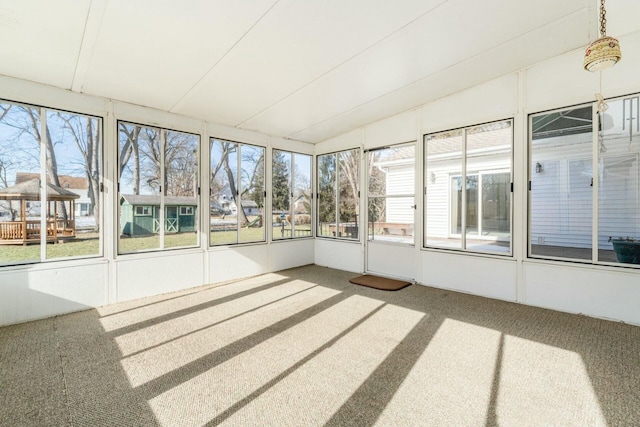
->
(373, 157), (415, 225)
(219, 195), (234, 215)
(425, 126), (512, 243)
(217, 195), (260, 216)
(120, 194), (197, 236)
(530, 111), (640, 250)
(241, 200), (259, 215)
(15, 172), (93, 217)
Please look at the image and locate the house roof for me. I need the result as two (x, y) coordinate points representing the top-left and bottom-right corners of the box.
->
(0, 178), (80, 201)
(241, 200), (258, 208)
(120, 194), (197, 206)
(16, 172), (88, 190)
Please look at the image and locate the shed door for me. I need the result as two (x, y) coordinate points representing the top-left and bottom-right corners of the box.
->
(165, 206), (178, 232)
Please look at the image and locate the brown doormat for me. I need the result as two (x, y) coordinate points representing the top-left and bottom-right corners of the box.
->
(349, 274), (412, 291)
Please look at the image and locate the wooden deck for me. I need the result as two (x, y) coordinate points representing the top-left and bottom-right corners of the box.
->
(0, 219), (76, 245)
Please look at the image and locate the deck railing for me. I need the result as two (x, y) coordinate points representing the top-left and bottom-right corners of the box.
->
(0, 219), (76, 243)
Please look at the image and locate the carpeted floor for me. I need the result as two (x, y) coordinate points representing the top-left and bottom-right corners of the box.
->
(1, 265), (639, 426)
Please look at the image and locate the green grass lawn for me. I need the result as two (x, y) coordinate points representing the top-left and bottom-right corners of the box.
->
(0, 235), (100, 264)
(1, 226), (314, 265)
(209, 225), (312, 244)
(119, 232), (200, 252)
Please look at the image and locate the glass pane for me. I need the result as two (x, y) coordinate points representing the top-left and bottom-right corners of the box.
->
(368, 146), (415, 195)
(210, 139), (238, 245)
(45, 111), (101, 260)
(598, 96), (640, 265)
(291, 153), (312, 238)
(118, 123), (161, 253)
(338, 149), (359, 239)
(0, 103), (41, 265)
(466, 120), (512, 254)
(164, 130), (199, 249)
(239, 144), (265, 243)
(367, 146), (415, 244)
(530, 106), (593, 260)
(425, 130), (463, 249)
(317, 153), (336, 237)
(272, 150), (291, 240)
(368, 196), (415, 244)
(450, 175), (478, 236)
(452, 174), (478, 236)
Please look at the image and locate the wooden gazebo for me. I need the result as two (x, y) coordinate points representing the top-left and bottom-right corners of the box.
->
(0, 178), (80, 245)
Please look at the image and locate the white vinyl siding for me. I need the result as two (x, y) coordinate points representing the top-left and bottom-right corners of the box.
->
(599, 154), (640, 248)
(385, 166), (414, 223)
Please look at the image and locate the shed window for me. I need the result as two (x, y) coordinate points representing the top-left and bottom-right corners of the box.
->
(135, 206), (151, 216)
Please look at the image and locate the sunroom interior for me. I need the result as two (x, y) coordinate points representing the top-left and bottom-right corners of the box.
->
(2, 1), (640, 425)
(1, 0), (639, 326)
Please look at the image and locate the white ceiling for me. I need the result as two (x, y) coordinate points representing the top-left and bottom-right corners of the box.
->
(0, 0), (638, 143)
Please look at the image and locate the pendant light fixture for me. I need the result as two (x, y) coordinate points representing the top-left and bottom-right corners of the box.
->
(584, 0), (622, 72)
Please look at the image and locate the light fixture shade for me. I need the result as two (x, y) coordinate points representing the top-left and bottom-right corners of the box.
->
(584, 36), (622, 71)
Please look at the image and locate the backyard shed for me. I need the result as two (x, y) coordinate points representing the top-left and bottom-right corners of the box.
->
(120, 194), (197, 236)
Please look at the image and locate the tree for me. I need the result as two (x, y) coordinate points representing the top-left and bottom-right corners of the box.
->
(240, 146), (264, 213)
(19, 108), (70, 220)
(366, 151), (385, 224)
(119, 123), (141, 195)
(0, 104), (72, 220)
(338, 150), (360, 223)
(271, 150), (290, 213)
(0, 104), (20, 220)
(56, 113), (101, 229)
(165, 132), (198, 197)
(317, 153), (336, 225)
(137, 127), (161, 194)
(210, 141), (249, 225)
(318, 150), (374, 232)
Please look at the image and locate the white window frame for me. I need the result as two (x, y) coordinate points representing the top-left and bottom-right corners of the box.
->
(117, 121), (200, 254)
(316, 148), (361, 241)
(424, 119), (513, 256)
(272, 149), (313, 241)
(0, 99), (104, 266)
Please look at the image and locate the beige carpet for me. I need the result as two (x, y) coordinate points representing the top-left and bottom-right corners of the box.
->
(1, 265), (639, 426)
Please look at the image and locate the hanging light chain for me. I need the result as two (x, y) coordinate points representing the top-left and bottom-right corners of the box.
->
(599, 0), (607, 37)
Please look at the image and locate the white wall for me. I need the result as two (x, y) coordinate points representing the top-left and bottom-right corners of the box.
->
(0, 75), (314, 326)
(0, 260), (108, 325)
(314, 32), (640, 325)
(314, 239), (362, 273)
